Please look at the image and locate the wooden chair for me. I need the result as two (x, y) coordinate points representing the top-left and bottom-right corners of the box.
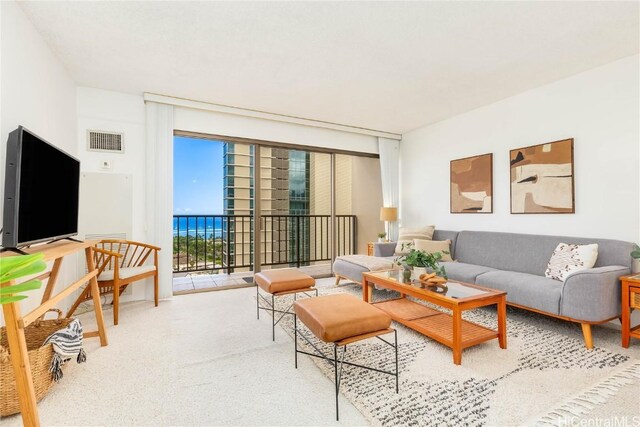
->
(68, 240), (161, 325)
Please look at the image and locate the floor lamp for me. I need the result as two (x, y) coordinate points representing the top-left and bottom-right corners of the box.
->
(379, 207), (398, 242)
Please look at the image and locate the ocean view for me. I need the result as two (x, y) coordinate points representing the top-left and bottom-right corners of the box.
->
(173, 216), (224, 237)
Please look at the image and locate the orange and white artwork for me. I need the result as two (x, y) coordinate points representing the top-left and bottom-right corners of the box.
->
(450, 153), (493, 213)
(510, 139), (574, 214)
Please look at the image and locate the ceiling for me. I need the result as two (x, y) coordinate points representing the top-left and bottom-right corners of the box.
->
(18, 1), (639, 134)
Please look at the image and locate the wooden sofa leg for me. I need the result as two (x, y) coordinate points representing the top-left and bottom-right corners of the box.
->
(334, 275), (341, 287)
(581, 323), (593, 350)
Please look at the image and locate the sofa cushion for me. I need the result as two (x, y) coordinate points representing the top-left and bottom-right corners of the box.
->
(475, 270), (562, 315)
(414, 239), (453, 262)
(453, 230), (635, 276)
(545, 243), (598, 282)
(439, 262), (496, 284)
(395, 226), (435, 255)
(432, 230), (459, 259)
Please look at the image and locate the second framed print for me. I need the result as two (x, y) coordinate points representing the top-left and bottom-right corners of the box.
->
(510, 138), (574, 214)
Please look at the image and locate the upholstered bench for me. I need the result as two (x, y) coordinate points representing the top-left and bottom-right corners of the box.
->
(255, 269), (317, 341)
(333, 254), (395, 286)
(293, 294), (399, 420)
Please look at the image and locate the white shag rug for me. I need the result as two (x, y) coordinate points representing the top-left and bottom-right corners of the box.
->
(273, 280), (640, 427)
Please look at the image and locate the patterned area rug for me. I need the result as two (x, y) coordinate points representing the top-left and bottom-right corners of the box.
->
(271, 280), (640, 426)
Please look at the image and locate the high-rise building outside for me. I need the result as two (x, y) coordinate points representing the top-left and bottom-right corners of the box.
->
(223, 144), (315, 269)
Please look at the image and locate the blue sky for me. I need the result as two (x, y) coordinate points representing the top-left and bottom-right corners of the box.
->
(173, 136), (224, 214)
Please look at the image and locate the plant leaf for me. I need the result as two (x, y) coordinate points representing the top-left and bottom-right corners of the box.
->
(0, 279), (42, 295)
(0, 295), (28, 304)
(1, 260), (47, 284)
(0, 253), (44, 276)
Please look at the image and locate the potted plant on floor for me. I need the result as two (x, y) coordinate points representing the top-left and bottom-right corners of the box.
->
(377, 232), (387, 243)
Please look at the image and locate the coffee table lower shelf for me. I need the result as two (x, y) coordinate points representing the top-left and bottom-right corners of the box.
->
(373, 298), (499, 363)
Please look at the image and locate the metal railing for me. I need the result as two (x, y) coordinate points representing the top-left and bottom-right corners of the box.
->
(173, 214), (357, 273)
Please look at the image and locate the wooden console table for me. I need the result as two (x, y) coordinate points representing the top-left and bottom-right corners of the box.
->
(621, 273), (640, 348)
(1, 240), (108, 427)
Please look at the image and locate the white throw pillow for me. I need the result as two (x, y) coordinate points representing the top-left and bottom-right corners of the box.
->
(545, 243), (599, 282)
(394, 226), (435, 255)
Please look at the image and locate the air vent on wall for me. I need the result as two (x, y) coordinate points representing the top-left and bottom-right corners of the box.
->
(87, 130), (124, 153)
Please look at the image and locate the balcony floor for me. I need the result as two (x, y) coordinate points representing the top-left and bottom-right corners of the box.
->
(173, 263), (333, 294)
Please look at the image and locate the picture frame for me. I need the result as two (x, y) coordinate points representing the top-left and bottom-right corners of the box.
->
(450, 153), (493, 214)
(510, 138), (574, 214)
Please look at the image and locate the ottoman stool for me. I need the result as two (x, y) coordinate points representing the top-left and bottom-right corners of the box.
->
(293, 293), (399, 420)
(255, 269), (317, 341)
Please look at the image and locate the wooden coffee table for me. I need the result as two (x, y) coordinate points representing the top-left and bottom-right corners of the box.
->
(363, 270), (507, 365)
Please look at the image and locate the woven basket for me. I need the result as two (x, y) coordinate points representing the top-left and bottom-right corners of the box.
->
(632, 291), (640, 309)
(0, 309), (72, 417)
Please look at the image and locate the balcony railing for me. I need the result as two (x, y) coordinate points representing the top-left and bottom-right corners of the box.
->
(173, 214), (357, 273)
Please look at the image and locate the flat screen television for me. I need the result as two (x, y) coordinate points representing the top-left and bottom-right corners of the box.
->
(2, 126), (80, 248)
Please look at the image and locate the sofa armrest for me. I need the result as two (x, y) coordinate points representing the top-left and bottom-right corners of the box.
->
(374, 242), (397, 257)
(559, 265), (630, 322)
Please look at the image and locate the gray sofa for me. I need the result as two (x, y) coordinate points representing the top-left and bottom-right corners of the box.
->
(372, 230), (635, 348)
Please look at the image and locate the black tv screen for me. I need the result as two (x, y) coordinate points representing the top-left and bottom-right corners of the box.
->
(2, 126), (80, 248)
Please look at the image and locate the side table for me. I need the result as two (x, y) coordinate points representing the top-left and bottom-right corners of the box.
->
(621, 274), (640, 348)
(367, 242), (374, 256)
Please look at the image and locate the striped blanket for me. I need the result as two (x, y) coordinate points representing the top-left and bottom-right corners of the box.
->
(43, 318), (87, 382)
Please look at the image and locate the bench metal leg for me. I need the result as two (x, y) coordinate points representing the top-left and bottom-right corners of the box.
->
(294, 326), (398, 421)
(334, 344), (339, 421)
(294, 314), (298, 369)
(395, 329), (399, 393)
(256, 288), (318, 341)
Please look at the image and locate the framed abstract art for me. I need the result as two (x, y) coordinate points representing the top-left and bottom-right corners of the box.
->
(450, 153), (493, 213)
(510, 138), (574, 214)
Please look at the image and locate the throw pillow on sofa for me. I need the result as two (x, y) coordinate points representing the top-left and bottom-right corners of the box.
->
(413, 239), (453, 262)
(545, 243), (599, 282)
(394, 226), (435, 255)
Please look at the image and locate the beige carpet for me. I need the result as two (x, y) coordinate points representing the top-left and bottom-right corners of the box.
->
(2, 279), (367, 426)
(2, 277), (639, 426)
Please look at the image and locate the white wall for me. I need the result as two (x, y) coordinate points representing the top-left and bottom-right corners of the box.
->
(0, 2), (77, 157)
(76, 87), (147, 240)
(174, 107), (380, 154)
(76, 87), (150, 302)
(401, 55), (640, 244)
(1, 0), (78, 316)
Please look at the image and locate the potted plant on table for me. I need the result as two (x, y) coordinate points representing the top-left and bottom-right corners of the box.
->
(631, 245), (640, 274)
(377, 232), (387, 243)
(395, 243), (448, 282)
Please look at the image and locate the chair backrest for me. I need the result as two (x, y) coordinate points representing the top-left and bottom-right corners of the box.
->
(95, 240), (155, 272)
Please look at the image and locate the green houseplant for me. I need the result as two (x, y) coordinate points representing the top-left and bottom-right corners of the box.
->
(0, 253), (47, 304)
(377, 232), (387, 243)
(395, 243), (448, 279)
(632, 245), (640, 261)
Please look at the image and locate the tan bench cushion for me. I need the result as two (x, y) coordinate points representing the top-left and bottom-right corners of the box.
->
(255, 269), (315, 294)
(294, 294), (391, 342)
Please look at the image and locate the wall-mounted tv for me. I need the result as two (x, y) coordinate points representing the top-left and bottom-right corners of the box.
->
(2, 126), (80, 248)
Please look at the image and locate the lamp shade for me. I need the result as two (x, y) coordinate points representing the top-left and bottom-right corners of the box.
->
(379, 207), (398, 222)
